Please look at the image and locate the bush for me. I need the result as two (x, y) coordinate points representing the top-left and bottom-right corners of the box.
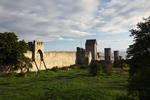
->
(113, 60), (129, 69)
(89, 62), (102, 76)
(51, 66), (59, 72)
(103, 64), (113, 75)
(128, 67), (150, 100)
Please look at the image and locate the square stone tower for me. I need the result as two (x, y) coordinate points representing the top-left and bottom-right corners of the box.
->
(85, 39), (97, 60)
(76, 47), (92, 64)
(28, 40), (44, 61)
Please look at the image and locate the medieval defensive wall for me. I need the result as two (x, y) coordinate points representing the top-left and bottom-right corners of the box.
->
(25, 39), (122, 71)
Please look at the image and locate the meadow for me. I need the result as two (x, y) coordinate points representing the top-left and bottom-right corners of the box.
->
(0, 67), (128, 100)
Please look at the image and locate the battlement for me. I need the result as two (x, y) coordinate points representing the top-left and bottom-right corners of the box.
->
(24, 39), (123, 72)
(33, 40), (44, 45)
(37, 42), (44, 45)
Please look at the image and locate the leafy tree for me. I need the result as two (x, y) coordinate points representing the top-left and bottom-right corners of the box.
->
(113, 59), (129, 68)
(127, 17), (150, 100)
(16, 56), (32, 73)
(0, 32), (32, 72)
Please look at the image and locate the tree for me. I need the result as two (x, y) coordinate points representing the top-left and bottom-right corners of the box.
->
(127, 17), (150, 100)
(0, 32), (32, 72)
(113, 59), (129, 68)
(16, 56), (33, 73)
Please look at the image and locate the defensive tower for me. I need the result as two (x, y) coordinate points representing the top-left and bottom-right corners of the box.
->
(114, 51), (119, 61)
(76, 47), (92, 64)
(105, 48), (112, 64)
(85, 39), (97, 60)
(28, 40), (47, 71)
(32, 40), (44, 61)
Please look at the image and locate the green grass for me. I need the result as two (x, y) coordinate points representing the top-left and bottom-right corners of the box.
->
(0, 68), (128, 100)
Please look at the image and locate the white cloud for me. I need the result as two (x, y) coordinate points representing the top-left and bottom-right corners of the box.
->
(100, 38), (133, 45)
(97, 0), (150, 34)
(0, 0), (150, 43)
(0, 0), (99, 41)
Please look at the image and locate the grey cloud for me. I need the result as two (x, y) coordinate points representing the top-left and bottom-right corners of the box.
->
(99, 38), (133, 45)
(0, 0), (99, 41)
(97, 0), (150, 34)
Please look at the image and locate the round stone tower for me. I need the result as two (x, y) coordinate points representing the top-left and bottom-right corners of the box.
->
(114, 51), (119, 61)
(105, 48), (112, 64)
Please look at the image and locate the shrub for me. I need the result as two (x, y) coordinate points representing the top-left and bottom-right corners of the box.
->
(128, 67), (150, 100)
(89, 62), (102, 76)
(103, 64), (113, 75)
(51, 66), (59, 72)
(113, 60), (129, 69)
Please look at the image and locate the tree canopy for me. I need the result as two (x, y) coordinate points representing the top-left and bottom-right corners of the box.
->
(0, 32), (32, 72)
(127, 17), (150, 100)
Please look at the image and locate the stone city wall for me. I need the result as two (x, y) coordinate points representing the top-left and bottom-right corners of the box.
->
(25, 51), (76, 71)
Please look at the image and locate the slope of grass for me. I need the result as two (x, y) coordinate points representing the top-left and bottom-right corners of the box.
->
(0, 68), (128, 100)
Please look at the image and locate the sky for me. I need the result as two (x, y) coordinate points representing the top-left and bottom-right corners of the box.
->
(0, 0), (150, 57)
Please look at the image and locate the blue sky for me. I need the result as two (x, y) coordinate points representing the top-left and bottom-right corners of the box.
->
(0, 0), (150, 56)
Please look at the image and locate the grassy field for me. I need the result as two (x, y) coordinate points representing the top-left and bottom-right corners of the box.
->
(0, 68), (128, 100)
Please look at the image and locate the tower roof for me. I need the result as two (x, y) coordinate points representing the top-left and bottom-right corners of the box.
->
(85, 39), (97, 45)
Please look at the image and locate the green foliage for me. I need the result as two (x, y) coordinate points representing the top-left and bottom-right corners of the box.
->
(127, 17), (150, 75)
(127, 17), (150, 100)
(51, 66), (59, 72)
(113, 60), (129, 69)
(128, 67), (150, 100)
(60, 67), (68, 70)
(69, 64), (89, 69)
(16, 56), (32, 72)
(0, 32), (31, 72)
(103, 64), (114, 75)
(89, 62), (102, 76)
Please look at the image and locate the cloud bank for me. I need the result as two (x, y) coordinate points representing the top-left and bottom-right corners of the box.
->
(0, 0), (99, 41)
(0, 0), (150, 42)
(100, 38), (133, 45)
(97, 0), (150, 34)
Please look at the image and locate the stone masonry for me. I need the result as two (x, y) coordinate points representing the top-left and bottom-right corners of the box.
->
(24, 39), (122, 71)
